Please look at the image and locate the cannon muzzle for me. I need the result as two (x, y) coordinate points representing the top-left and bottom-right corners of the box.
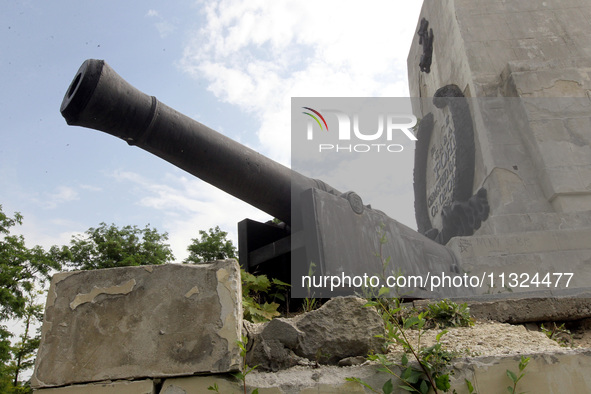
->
(61, 59), (332, 225)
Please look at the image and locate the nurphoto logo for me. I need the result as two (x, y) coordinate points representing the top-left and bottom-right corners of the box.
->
(302, 106), (417, 153)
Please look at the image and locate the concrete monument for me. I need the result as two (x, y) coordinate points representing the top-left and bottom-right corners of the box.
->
(408, 0), (591, 294)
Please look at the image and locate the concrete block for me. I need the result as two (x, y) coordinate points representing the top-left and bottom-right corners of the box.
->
(161, 350), (591, 393)
(33, 379), (155, 394)
(32, 260), (242, 389)
(458, 296), (591, 324)
(476, 211), (591, 235)
(551, 194), (591, 213)
(456, 351), (591, 393)
(160, 375), (245, 394)
(539, 165), (583, 199)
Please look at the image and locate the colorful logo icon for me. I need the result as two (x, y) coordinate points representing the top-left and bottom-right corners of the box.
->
(302, 107), (329, 132)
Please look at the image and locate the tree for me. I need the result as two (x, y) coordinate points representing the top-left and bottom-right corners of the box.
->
(184, 226), (237, 264)
(6, 292), (42, 394)
(50, 222), (174, 270)
(0, 205), (59, 392)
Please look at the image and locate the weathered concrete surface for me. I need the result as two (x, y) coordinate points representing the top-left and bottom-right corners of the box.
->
(156, 349), (591, 393)
(408, 0), (591, 221)
(414, 290), (591, 324)
(246, 297), (385, 371)
(31, 260), (242, 389)
(33, 379), (155, 394)
(453, 350), (591, 394)
(32, 350), (591, 393)
(451, 295), (591, 324)
(407, 0), (591, 297)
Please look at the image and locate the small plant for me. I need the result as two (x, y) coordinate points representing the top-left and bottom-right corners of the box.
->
(208, 335), (260, 393)
(424, 299), (474, 328)
(302, 296), (319, 313)
(506, 355), (530, 393)
(302, 262), (319, 313)
(540, 322), (572, 347)
(347, 298), (457, 393)
(241, 269), (289, 323)
(232, 335), (259, 394)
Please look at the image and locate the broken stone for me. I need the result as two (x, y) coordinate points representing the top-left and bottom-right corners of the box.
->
(292, 297), (385, 364)
(246, 296), (385, 370)
(245, 319), (309, 372)
(338, 356), (367, 367)
(32, 260), (242, 389)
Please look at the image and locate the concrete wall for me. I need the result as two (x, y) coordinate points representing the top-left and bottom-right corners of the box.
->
(34, 350), (591, 393)
(408, 0), (591, 223)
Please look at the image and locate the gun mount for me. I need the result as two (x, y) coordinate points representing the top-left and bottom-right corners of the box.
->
(61, 59), (463, 298)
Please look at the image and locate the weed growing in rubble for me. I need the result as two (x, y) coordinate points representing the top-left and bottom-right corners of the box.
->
(347, 298), (458, 393)
(540, 322), (573, 347)
(233, 335), (259, 394)
(209, 335), (259, 394)
(461, 355), (530, 394)
(425, 299), (474, 329)
(302, 262), (319, 313)
(506, 355), (530, 394)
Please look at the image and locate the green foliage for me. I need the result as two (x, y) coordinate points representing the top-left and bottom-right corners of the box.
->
(540, 322), (572, 347)
(184, 226), (236, 264)
(465, 378), (477, 393)
(5, 292), (42, 393)
(424, 300), (474, 329)
(50, 222), (173, 270)
(347, 298), (458, 394)
(302, 262), (319, 313)
(0, 206), (59, 321)
(0, 205), (58, 391)
(0, 327), (14, 392)
(302, 297), (319, 313)
(241, 269), (289, 323)
(506, 356), (530, 394)
(182, 226), (289, 323)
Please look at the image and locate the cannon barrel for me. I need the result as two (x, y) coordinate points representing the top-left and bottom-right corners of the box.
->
(61, 59), (337, 225)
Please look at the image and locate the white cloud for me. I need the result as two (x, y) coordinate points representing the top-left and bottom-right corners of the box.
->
(12, 214), (84, 251)
(146, 8), (176, 38)
(33, 186), (79, 210)
(181, 1), (423, 165)
(79, 184), (102, 192)
(111, 170), (269, 262)
(109, 1), (423, 260)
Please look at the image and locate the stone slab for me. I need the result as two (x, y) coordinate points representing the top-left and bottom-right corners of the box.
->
(415, 292), (591, 324)
(31, 260), (242, 389)
(33, 379), (155, 394)
(453, 350), (591, 394)
(449, 228), (591, 260)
